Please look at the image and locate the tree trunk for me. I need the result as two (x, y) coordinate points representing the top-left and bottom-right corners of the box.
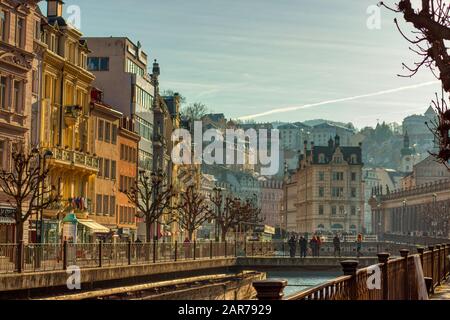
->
(188, 230), (193, 241)
(15, 220), (24, 243)
(221, 229), (227, 242)
(146, 221), (152, 243)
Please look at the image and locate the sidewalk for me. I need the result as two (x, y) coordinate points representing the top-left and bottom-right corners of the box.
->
(431, 278), (450, 300)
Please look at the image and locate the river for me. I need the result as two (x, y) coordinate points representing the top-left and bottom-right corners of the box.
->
(266, 270), (341, 297)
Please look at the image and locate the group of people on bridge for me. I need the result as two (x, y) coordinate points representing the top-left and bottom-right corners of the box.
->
(287, 233), (363, 258)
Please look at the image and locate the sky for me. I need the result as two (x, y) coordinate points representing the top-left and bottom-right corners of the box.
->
(42, 0), (441, 129)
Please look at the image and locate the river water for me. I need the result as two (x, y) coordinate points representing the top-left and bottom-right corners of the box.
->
(266, 270), (341, 297)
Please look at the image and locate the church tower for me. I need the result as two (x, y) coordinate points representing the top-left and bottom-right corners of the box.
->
(400, 131), (416, 173)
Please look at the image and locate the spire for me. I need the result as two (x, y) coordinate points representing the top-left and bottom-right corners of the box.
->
(403, 130), (410, 149)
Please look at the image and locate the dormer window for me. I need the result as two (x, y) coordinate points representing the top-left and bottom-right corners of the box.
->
(333, 156), (342, 164)
(350, 154), (357, 164)
(318, 153), (325, 164)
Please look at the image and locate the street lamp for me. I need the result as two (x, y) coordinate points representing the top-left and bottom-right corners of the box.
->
(32, 148), (53, 243)
(432, 193), (437, 236)
(402, 199), (407, 236)
(151, 170), (164, 241)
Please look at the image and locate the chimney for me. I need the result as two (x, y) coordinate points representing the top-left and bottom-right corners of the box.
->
(47, 0), (64, 18)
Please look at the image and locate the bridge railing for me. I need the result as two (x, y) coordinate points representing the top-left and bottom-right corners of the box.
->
(252, 243), (450, 300)
(382, 233), (450, 246)
(0, 240), (277, 274)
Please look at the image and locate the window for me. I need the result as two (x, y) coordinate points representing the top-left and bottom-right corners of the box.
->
(126, 58), (144, 76)
(98, 158), (103, 177)
(318, 153), (326, 164)
(332, 187), (344, 198)
(16, 18), (24, 48)
(34, 20), (40, 40)
(112, 125), (117, 144)
(331, 206), (337, 215)
(319, 205), (324, 215)
(351, 206), (356, 216)
(32, 70), (39, 94)
(13, 81), (21, 113)
(98, 120), (104, 141)
(339, 206), (345, 215)
(332, 172), (344, 181)
(351, 172), (356, 181)
(96, 194), (102, 214)
(111, 160), (116, 180)
(351, 188), (357, 198)
(135, 117), (152, 141)
(119, 207), (124, 223)
(120, 144), (124, 160)
(87, 57), (109, 71)
(104, 159), (110, 178)
(110, 196), (115, 217)
(318, 187), (324, 197)
(0, 77), (6, 109)
(120, 175), (124, 191)
(0, 11), (6, 42)
(105, 122), (111, 143)
(136, 86), (153, 109)
(103, 195), (109, 216)
(319, 172), (324, 181)
(0, 141), (4, 169)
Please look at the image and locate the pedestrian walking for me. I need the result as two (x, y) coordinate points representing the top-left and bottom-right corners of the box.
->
(356, 233), (363, 258)
(310, 236), (317, 257)
(333, 234), (341, 257)
(316, 235), (322, 257)
(299, 236), (307, 258)
(288, 235), (297, 258)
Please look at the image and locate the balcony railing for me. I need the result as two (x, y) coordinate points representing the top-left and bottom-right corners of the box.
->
(52, 147), (99, 172)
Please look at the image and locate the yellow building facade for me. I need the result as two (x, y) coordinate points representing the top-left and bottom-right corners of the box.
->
(38, 2), (97, 238)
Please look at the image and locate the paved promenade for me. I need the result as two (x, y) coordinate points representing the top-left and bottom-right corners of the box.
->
(431, 278), (450, 300)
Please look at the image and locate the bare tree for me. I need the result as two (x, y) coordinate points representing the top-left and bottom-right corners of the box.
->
(180, 102), (209, 122)
(210, 189), (263, 241)
(124, 170), (175, 242)
(0, 151), (58, 243)
(171, 185), (214, 240)
(380, 1), (450, 164)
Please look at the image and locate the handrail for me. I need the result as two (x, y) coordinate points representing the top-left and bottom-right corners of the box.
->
(286, 275), (352, 300)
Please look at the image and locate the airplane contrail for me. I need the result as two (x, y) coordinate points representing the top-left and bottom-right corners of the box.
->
(238, 81), (440, 120)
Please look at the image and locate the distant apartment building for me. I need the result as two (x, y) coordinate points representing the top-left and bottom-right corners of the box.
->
(88, 88), (123, 241)
(259, 179), (283, 229)
(290, 136), (364, 234)
(311, 123), (355, 147)
(117, 117), (140, 240)
(402, 106), (437, 145)
(84, 37), (155, 175)
(400, 155), (450, 189)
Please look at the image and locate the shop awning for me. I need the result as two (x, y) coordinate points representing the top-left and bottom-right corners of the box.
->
(0, 217), (15, 224)
(77, 219), (110, 234)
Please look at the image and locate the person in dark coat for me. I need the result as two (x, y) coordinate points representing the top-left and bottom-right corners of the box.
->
(310, 236), (318, 257)
(288, 235), (297, 257)
(333, 234), (341, 257)
(299, 236), (307, 258)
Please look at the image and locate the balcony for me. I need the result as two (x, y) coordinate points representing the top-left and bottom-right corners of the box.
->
(51, 147), (99, 174)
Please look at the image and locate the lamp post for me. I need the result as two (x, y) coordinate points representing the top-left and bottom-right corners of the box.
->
(150, 170), (164, 241)
(212, 187), (223, 242)
(402, 199), (407, 235)
(432, 193), (437, 237)
(32, 148), (53, 243)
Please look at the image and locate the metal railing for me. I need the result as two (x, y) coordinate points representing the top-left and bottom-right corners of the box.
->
(252, 243), (450, 300)
(0, 240), (275, 274)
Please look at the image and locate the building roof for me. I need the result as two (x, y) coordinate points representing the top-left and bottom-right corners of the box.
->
(299, 136), (362, 165)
